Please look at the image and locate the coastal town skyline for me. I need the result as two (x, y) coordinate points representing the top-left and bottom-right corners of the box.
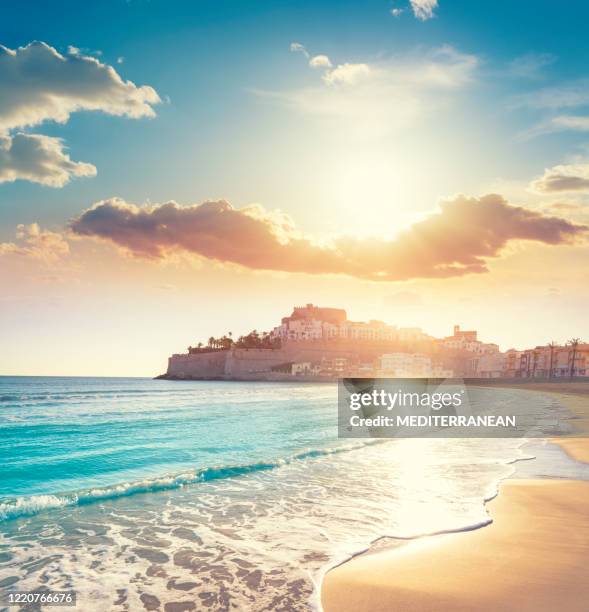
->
(2, 1), (589, 376)
(164, 303), (587, 381)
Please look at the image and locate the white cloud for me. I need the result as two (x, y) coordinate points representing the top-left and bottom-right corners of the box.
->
(0, 223), (69, 262)
(309, 54), (332, 69)
(289, 42), (309, 58)
(410, 0), (438, 20)
(530, 163), (589, 193)
(0, 133), (96, 187)
(543, 115), (589, 133)
(512, 79), (589, 110)
(507, 53), (556, 80)
(322, 63), (371, 86)
(291, 43), (333, 70)
(0, 41), (160, 132)
(0, 41), (160, 189)
(512, 79), (589, 138)
(264, 45), (477, 134)
(523, 115), (589, 139)
(390, 8), (404, 17)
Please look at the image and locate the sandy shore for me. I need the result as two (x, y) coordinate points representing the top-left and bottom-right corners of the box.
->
(322, 384), (589, 612)
(322, 479), (589, 612)
(515, 384), (589, 462)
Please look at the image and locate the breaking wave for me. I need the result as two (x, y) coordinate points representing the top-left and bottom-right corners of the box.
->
(0, 441), (375, 522)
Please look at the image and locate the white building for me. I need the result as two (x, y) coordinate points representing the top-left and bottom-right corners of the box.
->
(379, 353), (453, 378)
(271, 304), (428, 345)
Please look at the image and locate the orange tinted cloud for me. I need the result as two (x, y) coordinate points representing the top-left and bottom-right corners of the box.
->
(0, 223), (69, 262)
(70, 194), (587, 281)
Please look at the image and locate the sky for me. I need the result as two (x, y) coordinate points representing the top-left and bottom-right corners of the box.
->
(1, 0), (589, 376)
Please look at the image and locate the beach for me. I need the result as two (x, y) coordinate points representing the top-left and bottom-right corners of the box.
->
(2, 377), (588, 610)
(0, 377), (556, 610)
(322, 383), (589, 612)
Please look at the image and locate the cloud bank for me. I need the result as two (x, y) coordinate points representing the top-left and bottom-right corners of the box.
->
(70, 194), (586, 281)
(0, 133), (96, 187)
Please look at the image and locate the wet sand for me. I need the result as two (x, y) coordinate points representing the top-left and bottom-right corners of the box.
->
(506, 382), (589, 462)
(321, 383), (589, 612)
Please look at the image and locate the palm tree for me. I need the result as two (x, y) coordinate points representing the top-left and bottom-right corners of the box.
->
(208, 336), (215, 349)
(547, 341), (557, 379)
(567, 338), (582, 380)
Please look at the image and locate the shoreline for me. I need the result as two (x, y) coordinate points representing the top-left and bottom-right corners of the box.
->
(321, 384), (589, 612)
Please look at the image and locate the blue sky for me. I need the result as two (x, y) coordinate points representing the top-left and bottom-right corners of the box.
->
(2, 0), (589, 232)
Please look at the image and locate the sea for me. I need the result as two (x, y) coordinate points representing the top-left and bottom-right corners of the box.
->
(0, 376), (587, 611)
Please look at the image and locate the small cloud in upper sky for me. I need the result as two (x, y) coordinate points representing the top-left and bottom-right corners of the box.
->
(309, 54), (332, 69)
(269, 45), (477, 136)
(530, 163), (589, 193)
(512, 78), (589, 111)
(389, 1), (437, 20)
(526, 115), (589, 138)
(507, 52), (556, 79)
(513, 79), (589, 138)
(322, 62), (372, 85)
(290, 42), (309, 58)
(290, 42), (333, 69)
(67, 45), (102, 57)
(410, 0), (438, 20)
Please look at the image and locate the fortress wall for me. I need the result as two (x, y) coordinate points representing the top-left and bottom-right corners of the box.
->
(225, 348), (293, 376)
(167, 351), (228, 378)
(224, 344), (380, 377)
(166, 341), (405, 379)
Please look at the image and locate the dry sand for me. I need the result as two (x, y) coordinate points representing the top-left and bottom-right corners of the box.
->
(321, 383), (589, 612)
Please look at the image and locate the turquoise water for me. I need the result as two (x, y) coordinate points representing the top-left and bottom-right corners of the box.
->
(0, 377), (339, 508)
(0, 377), (563, 610)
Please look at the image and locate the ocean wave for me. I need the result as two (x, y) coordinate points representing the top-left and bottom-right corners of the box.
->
(0, 388), (187, 405)
(0, 441), (374, 523)
(0, 394), (20, 402)
(0, 494), (71, 521)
